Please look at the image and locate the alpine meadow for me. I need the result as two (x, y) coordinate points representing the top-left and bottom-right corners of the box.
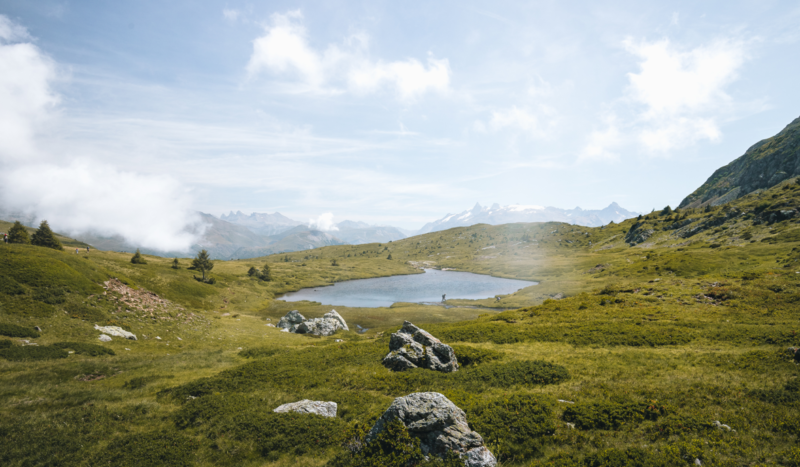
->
(2, 2), (800, 467)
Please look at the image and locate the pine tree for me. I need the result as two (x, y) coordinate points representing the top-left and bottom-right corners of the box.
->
(8, 221), (30, 244)
(172, 258), (180, 269)
(387, 254), (393, 260)
(30, 221), (62, 250)
(247, 266), (258, 277)
(259, 263), (271, 281)
(131, 249), (147, 264)
(192, 249), (214, 281)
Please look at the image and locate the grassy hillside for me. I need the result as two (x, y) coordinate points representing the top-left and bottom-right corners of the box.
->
(2, 180), (800, 466)
(0, 220), (91, 249)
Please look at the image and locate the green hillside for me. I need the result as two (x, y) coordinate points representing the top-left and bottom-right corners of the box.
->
(2, 179), (800, 465)
(680, 115), (800, 208)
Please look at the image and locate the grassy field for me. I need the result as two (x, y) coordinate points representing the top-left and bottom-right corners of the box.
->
(2, 180), (800, 466)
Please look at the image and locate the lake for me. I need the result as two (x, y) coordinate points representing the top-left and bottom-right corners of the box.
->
(279, 269), (537, 308)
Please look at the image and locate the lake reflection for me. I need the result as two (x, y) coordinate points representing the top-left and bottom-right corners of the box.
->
(279, 269), (537, 308)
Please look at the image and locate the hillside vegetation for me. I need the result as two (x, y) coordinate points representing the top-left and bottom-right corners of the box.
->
(2, 179), (800, 466)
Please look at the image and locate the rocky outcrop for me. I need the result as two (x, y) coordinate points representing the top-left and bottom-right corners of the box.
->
(679, 115), (800, 209)
(624, 222), (655, 246)
(98, 334), (112, 342)
(94, 324), (137, 340)
(277, 309), (348, 336)
(367, 392), (496, 467)
(277, 310), (305, 331)
(273, 400), (337, 418)
(382, 321), (458, 373)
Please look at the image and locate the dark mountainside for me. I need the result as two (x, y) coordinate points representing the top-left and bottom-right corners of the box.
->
(680, 115), (800, 208)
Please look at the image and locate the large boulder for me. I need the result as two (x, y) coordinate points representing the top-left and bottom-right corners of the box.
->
(273, 399), (337, 418)
(383, 321), (458, 373)
(277, 310), (305, 331)
(281, 309), (348, 336)
(94, 324), (137, 340)
(367, 392), (496, 467)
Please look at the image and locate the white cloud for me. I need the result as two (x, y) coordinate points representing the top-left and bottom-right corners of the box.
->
(246, 10), (451, 100)
(223, 9), (240, 22)
(308, 212), (338, 231)
(580, 122), (621, 162)
(0, 16), (201, 252)
(484, 105), (556, 139)
(623, 37), (746, 152)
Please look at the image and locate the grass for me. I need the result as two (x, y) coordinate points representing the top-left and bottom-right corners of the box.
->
(2, 179), (800, 465)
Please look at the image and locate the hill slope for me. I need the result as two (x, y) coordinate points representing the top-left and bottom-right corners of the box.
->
(680, 115), (800, 208)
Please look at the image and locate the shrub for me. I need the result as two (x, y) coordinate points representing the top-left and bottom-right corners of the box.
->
(466, 394), (554, 461)
(52, 342), (115, 356)
(562, 401), (668, 430)
(0, 322), (40, 338)
(91, 430), (200, 466)
(64, 301), (108, 321)
(450, 345), (503, 367)
(647, 415), (714, 439)
(172, 258), (180, 269)
(130, 249), (147, 264)
(0, 339), (12, 349)
(32, 286), (68, 304)
(0, 346), (69, 361)
(461, 360), (570, 387)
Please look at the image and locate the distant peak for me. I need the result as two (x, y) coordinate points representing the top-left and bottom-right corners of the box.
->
(607, 202), (620, 208)
(490, 203), (500, 210)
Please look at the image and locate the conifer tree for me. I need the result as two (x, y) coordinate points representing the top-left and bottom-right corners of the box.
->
(30, 221), (62, 250)
(8, 221), (30, 244)
(172, 258), (180, 269)
(192, 249), (214, 281)
(247, 266), (258, 277)
(387, 254), (393, 260)
(131, 249), (147, 264)
(259, 263), (271, 281)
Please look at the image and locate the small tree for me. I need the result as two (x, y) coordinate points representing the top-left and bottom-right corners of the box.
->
(8, 221), (30, 244)
(259, 263), (271, 281)
(131, 249), (147, 264)
(172, 258), (180, 269)
(330, 259), (338, 266)
(660, 206), (672, 216)
(247, 266), (258, 277)
(387, 254), (393, 260)
(31, 221), (62, 250)
(192, 249), (214, 281)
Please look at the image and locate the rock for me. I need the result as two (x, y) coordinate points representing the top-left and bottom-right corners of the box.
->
(367, 392), (496, 467)
(280, 328), (290, 333)
(94, 324), (137, 340)
(34, 326), (42, 332)
(713, 420), (735, 432)
(266, 323), (276, 327)
(624, 222), (655, 245)
(273, 399), (337, 418)
(295, 317), (343, 336)
(382, 321), (458, 373)
(334, 339), (343, 343)
(98, 334), (112, 342)
(324, 309), (349, 331)
(277, 310), (305, 330)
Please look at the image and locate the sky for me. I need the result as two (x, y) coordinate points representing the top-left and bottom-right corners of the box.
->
(0, 0), (799, 250)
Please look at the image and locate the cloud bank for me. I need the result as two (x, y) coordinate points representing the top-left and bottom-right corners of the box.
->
(308, 213), (338, 231)
(0, 15), (200, 252)
(246, 10), (450, 100)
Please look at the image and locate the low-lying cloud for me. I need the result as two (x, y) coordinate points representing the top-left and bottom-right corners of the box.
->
(0, 15), (200, 252)
(308, 212), (338, 231)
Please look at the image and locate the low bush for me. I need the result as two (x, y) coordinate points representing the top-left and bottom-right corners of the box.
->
(0, 339), (12, 349)
(64, 301), (108, 322)
(0, 322), (40, 338)
(0, 345), (69, 361)
(461, 360), (569, 387)
(449, 345), (503, 367)
(750, 377), (800, 404)
(647, 415), (714, 439)
(52, 342), (115, 356)
(91, 430), (200, 466)
(562, 401), (668, 430)
(467, 394), (554, 461)
(32, 286), (68, 304)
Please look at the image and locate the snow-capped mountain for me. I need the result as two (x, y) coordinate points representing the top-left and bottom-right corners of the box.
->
(417, 202), (639, 234)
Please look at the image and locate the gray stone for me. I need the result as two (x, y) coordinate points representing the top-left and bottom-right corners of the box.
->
(367, 392), (496, 467)
(98, 334), (112, 342)
(94, 324), (137, 340)
(273, 399), (337, 418)
(323, 309), (349, 331)
(295, 317), (343, 336)
(382, 321), (458, 373)
(277, 310), (305, 330)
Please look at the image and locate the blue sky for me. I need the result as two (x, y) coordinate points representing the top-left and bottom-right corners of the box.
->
(0, 1), (799, 249)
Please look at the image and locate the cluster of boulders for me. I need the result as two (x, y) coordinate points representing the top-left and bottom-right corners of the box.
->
(382, 321), (458, 373)
(276, 309), (348, 336)
(273, 392), (495, 467)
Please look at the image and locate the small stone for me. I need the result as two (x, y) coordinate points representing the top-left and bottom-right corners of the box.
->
(34, 326), (42, 332)
(98, 334), (112, 342)
(94, 324), (137, 340)
(277, 310), (306, 330)
(274, 400), (337, 418)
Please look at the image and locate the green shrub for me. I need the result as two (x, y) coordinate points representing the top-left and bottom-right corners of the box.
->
(466, 394), (554, 461)
(562, 400), (668, 430)
(32, 286), (68, 304)
(0, 322), (40, 338)
(449, 345), (503, 367)
(0, 339), (12, 349)
(750, 377), (800, 404)
(92, 430), (200, 466)
(0, 294), (56, 317)
(461, 360), (570, 387)
(647, 415), (714, 439)
(0, 345), (69, 361)
(64, 301), (108, 322)
(52, 342), (115, 356)
(30, 221), (63, 250)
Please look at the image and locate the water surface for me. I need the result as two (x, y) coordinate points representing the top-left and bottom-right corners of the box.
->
(279, 269), (537, 308)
